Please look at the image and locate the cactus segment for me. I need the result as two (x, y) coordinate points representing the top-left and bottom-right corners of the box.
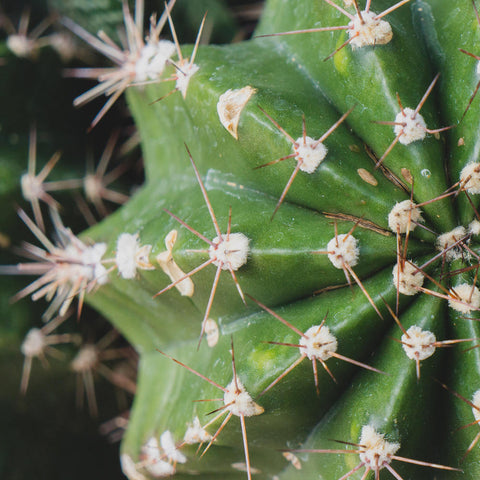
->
(277, 288), (447, 479)
(414, 0), (480, 226)
(9, 0), (480, 478)
(257, 0), (455, 232)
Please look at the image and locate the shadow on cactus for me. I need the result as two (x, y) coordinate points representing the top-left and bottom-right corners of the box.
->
(6, 0), (480, 479)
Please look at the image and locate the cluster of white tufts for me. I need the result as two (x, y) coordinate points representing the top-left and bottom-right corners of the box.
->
(115, 233), (154, 279)
(223, 377), (265, 418)
(401, 325), (436, 361)
(388, 200), (422, 234)
(209, 233), (250, 271)
(392, 261), (424, 296)
(80, 243), (109, 285)
(436, 226), (468, 261)
(393, 108), (427, 145)
(175, 61), (200, 99)
(358, 425), (400, 470)
(293, 136), (328, 174)
(448, 283), (480, 313)
(460, 162), (480, 194)
(160, 430), (187, 465)
(7, 34), (38, 57)
(63, 0), (181, 128)
(8, 209), (109, 321)
(3, 9), (55, 60)
(135, 40), (176, 82)
(124, 423), (209, 479)
(299, 325), (338, 361)
(21, 170), (45, 202)
(139, 436), (175, 478)
(469, 219), (480, 236)
(183, 416), (212, 445)
(21, 328), (46, 358)
(71, 344), (98, 373)
(326, 234), (359, 269)
(348, 11), (393, 49)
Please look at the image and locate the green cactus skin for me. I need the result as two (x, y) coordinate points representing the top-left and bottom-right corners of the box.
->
(7, 0), (480, 478)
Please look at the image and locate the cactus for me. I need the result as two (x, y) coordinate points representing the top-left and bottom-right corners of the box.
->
(5, 0), (480, 478)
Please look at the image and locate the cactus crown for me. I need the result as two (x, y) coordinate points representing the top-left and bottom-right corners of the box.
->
(5, 0), (480, 479)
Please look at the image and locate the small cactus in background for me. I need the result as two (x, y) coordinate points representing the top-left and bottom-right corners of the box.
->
(4, 0), (480, 479)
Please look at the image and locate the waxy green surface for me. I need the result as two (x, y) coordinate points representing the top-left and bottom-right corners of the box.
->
(55, 0), (480, 478)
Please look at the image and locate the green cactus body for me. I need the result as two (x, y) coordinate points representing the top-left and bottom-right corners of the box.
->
(8, 0), (480, 478)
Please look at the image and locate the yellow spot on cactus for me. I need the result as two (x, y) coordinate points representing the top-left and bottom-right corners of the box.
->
(333, 33), (349, 75)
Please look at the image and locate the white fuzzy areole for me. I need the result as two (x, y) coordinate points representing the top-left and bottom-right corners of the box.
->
(326, 234), (359, 269)
(448, 284), (480, 313)
(209, 232), (249, 271)
(472, 390), (480, 423)
(141, 436), (162, 464)
(135, 40), (176, 82)
(394, 107), (427, 145)
(20, 173), (42, 201)
(348, 11), (393, 49)
(358, 425), (400, 469)
(392, 262), (424, 296)
(116, 233), (141, 279)
(7, 34), (35, 57)
(140, 436), (177, 478)
(160, 430), (187, 464)
(21, 328), (46, 357)
(71, 344), (98, 372)
(299, 325), (338, 361)
(183, 416), (212, 444)
(470, 220), (480, 236)
(293, 136), (327, 174)
(401, 325), (436, 361)
(146, 460), (176, 478)
(116, 233), (154, 279)
(460, 162), (480, 194)
(80, 242), (108, 285)
(83, 174), (101, 202)
(176, 61), (200, 98)
(217, 86), (257, 139)
(223, 377), (264, 417)
(388, 200), (422, 234)
(436, 226), (467, 261)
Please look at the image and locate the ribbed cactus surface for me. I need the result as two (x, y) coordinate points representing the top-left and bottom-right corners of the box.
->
(5, 0), (480, 479)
